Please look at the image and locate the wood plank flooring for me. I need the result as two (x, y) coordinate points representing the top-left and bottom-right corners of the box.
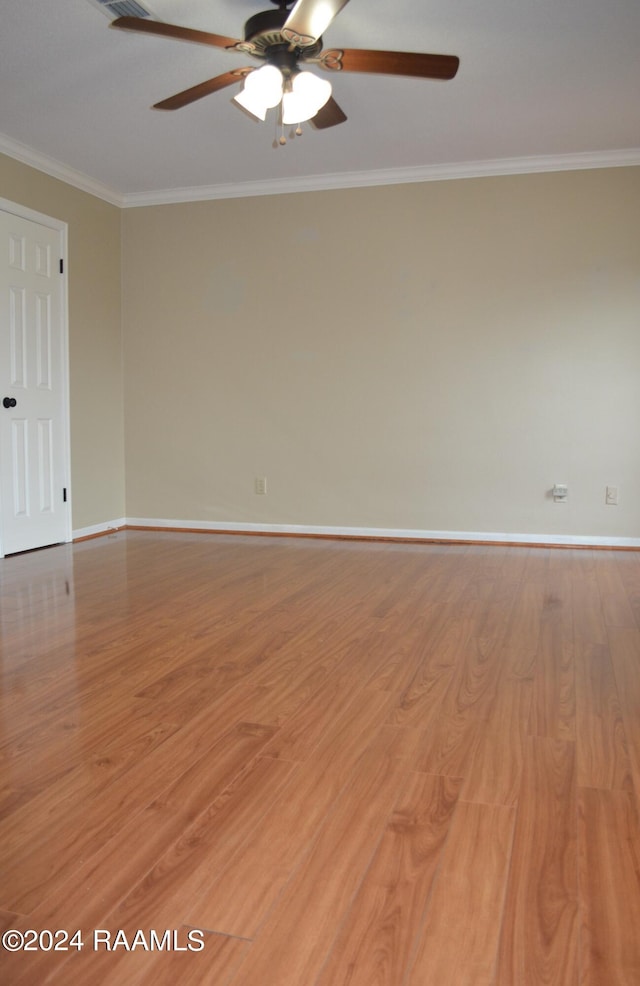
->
(1, 531), (640, 985)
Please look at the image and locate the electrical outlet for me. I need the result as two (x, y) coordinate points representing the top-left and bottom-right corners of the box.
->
(255, 477), (267, 495)
(606, 485), (618, 505)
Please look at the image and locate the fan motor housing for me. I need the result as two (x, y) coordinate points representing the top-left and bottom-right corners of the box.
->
(242, 8), (322, 60)
(244, 8), (286, 42)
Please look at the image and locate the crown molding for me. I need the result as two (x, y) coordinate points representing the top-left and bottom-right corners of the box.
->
(0, 133), (125, 207)
(121, 148), (640, 207)
(1, 131), (639, 209)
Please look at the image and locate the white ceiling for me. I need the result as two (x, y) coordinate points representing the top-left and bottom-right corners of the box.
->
(1, 0), (639, 205)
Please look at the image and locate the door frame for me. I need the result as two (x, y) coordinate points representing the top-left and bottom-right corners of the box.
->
(0, 197), (71, 558)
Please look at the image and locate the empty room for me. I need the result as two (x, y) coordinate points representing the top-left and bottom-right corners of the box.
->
(1, 1), (640, 984)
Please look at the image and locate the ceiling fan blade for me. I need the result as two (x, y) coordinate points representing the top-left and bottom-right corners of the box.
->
(309, 97), (347, 129)
(154, 69), (252, 110)
(282, 0), (351, 47)
(320, 48), (459, 80)
(110, 16), (240, 50)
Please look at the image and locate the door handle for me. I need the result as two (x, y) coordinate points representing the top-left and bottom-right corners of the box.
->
(2, 397), (17, 408)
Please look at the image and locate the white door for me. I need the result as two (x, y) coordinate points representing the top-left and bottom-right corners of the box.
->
(0, 206), (70, 556)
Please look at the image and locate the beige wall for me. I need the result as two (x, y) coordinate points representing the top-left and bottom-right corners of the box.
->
(122, 168), (640, 540)
(3, 153), (637, 543)
(0, 153), (125, 532)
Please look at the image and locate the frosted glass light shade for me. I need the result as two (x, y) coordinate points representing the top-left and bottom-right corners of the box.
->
(246, 65), (284, 106)
(282, 71), (332, 124)
(234, 87), (268, 120)
(234, 65), (284, 120)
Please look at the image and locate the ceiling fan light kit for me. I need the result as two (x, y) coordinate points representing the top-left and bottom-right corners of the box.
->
(110, 0), (459, 137)
(233, 62), (331, 125)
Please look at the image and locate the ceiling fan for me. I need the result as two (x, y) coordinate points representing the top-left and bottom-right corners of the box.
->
(111, 0), (459, 133)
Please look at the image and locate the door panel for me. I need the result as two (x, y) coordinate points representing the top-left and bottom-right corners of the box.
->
(0, 209), (69, 555)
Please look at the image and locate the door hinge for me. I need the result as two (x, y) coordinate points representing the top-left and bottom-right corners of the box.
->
(59, 258), (64, 274)
(63, 487), (67, 502)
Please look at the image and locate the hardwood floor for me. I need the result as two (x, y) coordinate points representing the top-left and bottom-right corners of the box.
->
(1, 531), (640, 985)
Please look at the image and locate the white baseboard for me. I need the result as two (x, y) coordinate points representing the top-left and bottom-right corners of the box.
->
(72, 518), (126, 540)
(121, 517), (640, 549)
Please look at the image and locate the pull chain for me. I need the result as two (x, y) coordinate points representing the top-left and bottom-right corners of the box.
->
(273, 102), (303, 147)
